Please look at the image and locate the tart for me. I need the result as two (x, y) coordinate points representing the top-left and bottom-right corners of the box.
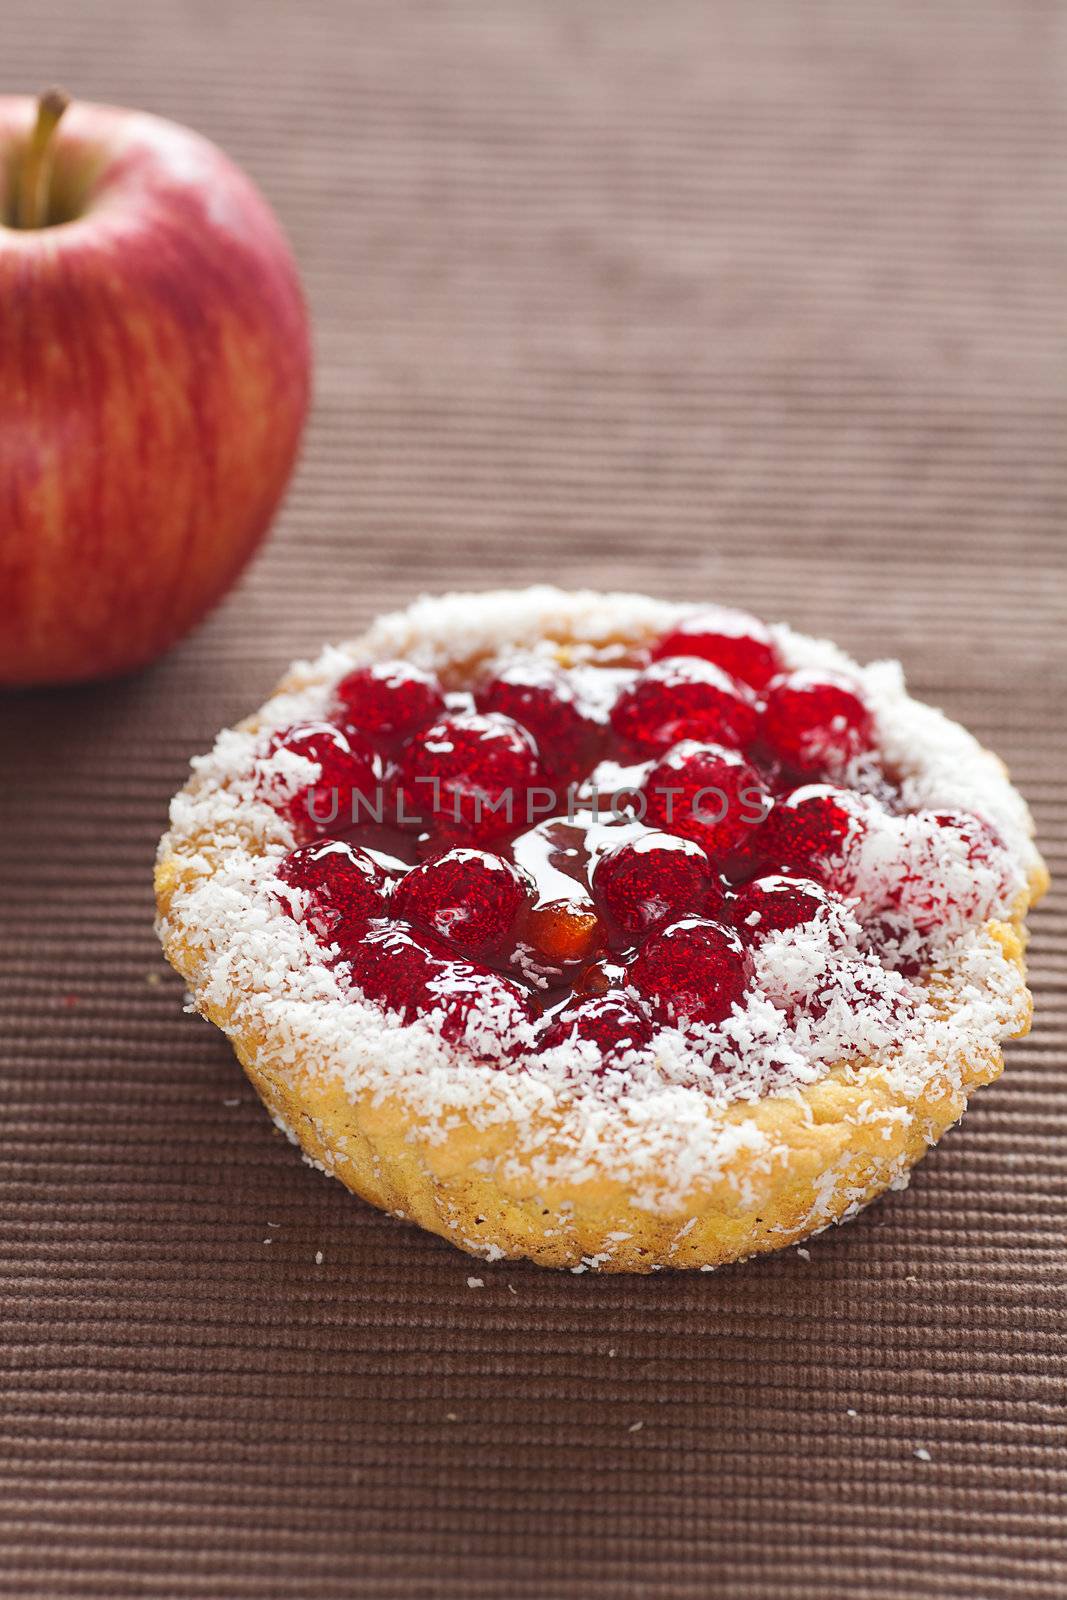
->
(155, 588), (1047, 1272)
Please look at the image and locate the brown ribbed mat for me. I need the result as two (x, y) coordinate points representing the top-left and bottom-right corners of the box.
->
(2, 3), (1065, 1597)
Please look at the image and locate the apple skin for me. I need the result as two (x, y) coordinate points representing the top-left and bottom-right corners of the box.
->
(0, 98), (311, 686)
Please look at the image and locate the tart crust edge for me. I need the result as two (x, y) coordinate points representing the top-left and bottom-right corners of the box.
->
(156, 864), (1043, 1272)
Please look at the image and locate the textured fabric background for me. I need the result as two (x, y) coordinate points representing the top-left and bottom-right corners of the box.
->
(1, 3), (1065, 1597)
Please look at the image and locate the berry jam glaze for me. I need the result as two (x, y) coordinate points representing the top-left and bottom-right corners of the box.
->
(261, 604), (1018, 1078)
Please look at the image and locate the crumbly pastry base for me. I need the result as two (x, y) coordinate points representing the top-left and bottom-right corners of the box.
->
(155, 588), (1047, 1272)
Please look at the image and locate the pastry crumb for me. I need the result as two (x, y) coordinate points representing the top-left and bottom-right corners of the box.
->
(466, 1276), (484, 1289)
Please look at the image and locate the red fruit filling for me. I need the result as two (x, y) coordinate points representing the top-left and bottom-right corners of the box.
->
(477, 658), (602, 781)
(276, 839), (385, 947)
(628, 918), (749, 1027)
(393, 848), (530, 960)
(348, 924), (529, 1054)
(755, 784), (868, 889)
(651, 607), (782, 689)
(334, 660), (446, 745)
(263, 722), (382, 836)
(881, 809), (1011, 936)
(260, 611), (1010, 1073)
(643, 741), (769, 859)
(610, 658), (759, 755)
(395, 711), (543, 842)
(761, 670), (874, 775)
(538, 995), (654, 1062)
(731, 874), (835, 946)
(801, 965), (906, 1032)
(593, 831), (719, 939)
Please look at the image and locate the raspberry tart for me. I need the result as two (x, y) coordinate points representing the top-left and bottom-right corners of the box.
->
(155, 588), (1047, 1271)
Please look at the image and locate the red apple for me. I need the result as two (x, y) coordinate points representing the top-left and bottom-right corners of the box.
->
(0, 92), (311, 685)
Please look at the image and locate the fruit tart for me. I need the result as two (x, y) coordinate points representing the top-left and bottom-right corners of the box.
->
(155, 588), (1047, 1271)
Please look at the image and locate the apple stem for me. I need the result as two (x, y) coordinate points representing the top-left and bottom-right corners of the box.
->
(15, 88), (70, 230)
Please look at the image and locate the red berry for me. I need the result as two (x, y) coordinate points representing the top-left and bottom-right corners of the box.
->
(628, 918), (749, 1027)
(651, 607), (782, 689)
(643, 741), (769, 859)
(538, 994), (654, 1062)
(334, 660), (446, 744)
(477, 659), (602, 781)
(761, 670), (874, 775)
(755, 784), (868, 889)
(731, 874), (835, 946)
(610, 658), (759, 755)
(263, 721), (382, 836)
(275, 839), (385, 949)
(861, 913), (925, 978)
(592, 831), (717, 939)
(802, 963), (905, 1034)
(349, 925), (528, 1056)
(392, 848), (530, 959)
(885, 809), (1011, 936)
(395, 711), (543, 842)
(930, 809), (1006, 866)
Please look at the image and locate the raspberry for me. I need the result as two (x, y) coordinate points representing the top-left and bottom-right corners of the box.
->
(348, 925), (529, 1056)
(755, 784), (868, 889)
(731, 874), (835, 946)
(538, 995), (654, 1062)
(801, 963), (906, 1037)
(477, 659), (602, 781)
(643, 741), (769, 859)
(263, 721), (382, 836)
(610, 658), (759, 755)
(628, 918), (749, 1027)
(882, 809), (1012, 937)
(931, 810), (1006, 868)
(761, 670), (874, 776)
(651, 607), (781, 689)
(592, 831), (717, 940)
(861, 913), (926, 978)
(275, 839), (385, 950)
(334, 660), (445, 744)
(392, 848), (530, 960)
(395, 711), (543, 842)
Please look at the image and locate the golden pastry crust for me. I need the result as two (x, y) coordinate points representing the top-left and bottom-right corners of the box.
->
(155, 590), (1047, 1272)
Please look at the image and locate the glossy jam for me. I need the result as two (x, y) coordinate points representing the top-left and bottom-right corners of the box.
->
(264, 607), (1009, 1070)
